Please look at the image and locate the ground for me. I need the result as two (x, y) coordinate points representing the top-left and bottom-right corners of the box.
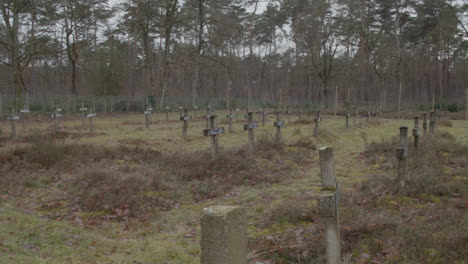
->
(0, 110), (466, 263)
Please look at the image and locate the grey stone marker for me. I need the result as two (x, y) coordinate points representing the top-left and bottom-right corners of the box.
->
(261, 108), (266, 126)
(203, 115), (224, 160)
(201, 206), (247, 264)
(314, 110), (321, 138)
(345, 111), (350, 128)
(180, 109), (192, 137)
(226, 109), (236, 133)
(7, 107), (19, 139)
(244, 112), (258, 155)
(274, 108), (284, 144)
(397, 127), (409, 190)
(429, 111), (436, 137)
(318, 147), (341, 264)
(422, 113), (428, 138)
(412, 117), (420, 152)
(286, 105), (291, 123)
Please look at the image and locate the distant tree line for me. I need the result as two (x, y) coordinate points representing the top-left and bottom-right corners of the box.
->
(0, 0), (467, 110)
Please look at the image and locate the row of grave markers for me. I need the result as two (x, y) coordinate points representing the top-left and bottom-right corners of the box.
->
(397, 111), (437, 190)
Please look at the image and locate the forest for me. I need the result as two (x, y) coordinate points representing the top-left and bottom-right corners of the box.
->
(1, 0), (467, 110)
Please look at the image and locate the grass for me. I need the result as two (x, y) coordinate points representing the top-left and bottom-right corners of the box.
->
(0, 112), (467, 263)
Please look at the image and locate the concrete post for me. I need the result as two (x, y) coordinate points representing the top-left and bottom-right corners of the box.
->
(353, 107), (357, 127)
(397, 127), (409, 190)
(201, 206), (247, 264)
(182, 109), (189, 137)
(247, 112), (255, 155)
(429, 111), (435, 137)
(319, 147), (337, 190)
(318, 147), (341, 264)
(228, 109), (233, 133)
(9, 107), (16, 139)
(399, 126), (408, 151)
(275, 110), (282, 144)
(210, 115), (218, 160)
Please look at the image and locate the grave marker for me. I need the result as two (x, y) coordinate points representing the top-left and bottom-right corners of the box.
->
(429, 111), (436, 137)
(274, 108), (284, 144)
(203, 115), (224, 160)
(318, 147), (341, 264)
(286, 105), (291, 123)
(244, 112), (258, 155)
(353, 107), (357, 127)
(194, 106), (199, 118)
(345, 111), (350, 128)
(422, 113), (428, 138)
(397, 127), (408, 190)
(200, 206), (247, 264)
(314, 110), (321, 138)
(50, 105), (63, 133)
(412, 117), (420, 152)
(7, 107), (19, 139)
(261, 107), (266, 126)
(144, 105), (152, 128)
(86, 109), (97, 133)
(165, 106), (171, 121)
(226, 109), (236, 133)
(204, 106), (213, 129)
(80, 103), (88, 126)
(180, 109), (192, 137)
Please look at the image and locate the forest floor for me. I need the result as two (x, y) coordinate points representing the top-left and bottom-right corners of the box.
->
(0, 112), (466, 264)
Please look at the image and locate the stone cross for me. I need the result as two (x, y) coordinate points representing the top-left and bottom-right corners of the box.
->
(200, 206), (247, 264)
(7, 107), (19, 139)
(226, 109), (236, 133)
(345, 111), (350, 128)
(412, 117), (420, 151)
(318, 147), (341, 264)
(244, 112), (258, 155)
(422, 113), (428, 138)
(397, 127), (408, 190)
(50, 105), (63, 133)
(314, 110), (321, 138)
(274, 108), (284, 144)
(86, 108), (97, 133)
(180, 109), (192, 137)
(203, 115), (224, 160)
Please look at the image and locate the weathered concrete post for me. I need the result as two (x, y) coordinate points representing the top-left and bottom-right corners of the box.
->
(51, 105), (63, 133)
(180, 109), (192, 137)
(274, 108), (284, 144)
(429, 111), (436, 137)
(318, 147), (341, 264)
(244, 112), (258, 155)
(412, 117), (420, 152)
(422, 113), (428, 138)
(205, 106), (213, 129)
(144, 105), (151, 128)
(194, 106), (199, 118)
(200, 206), (247, 264)
(203, 115), (224, 161)
(287, 105), (291, 123)
(397, 126), (408, 190)
(313, 110), (321, 138)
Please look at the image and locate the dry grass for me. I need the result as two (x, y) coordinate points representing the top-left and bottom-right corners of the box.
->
(437, 119), (453, 127)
